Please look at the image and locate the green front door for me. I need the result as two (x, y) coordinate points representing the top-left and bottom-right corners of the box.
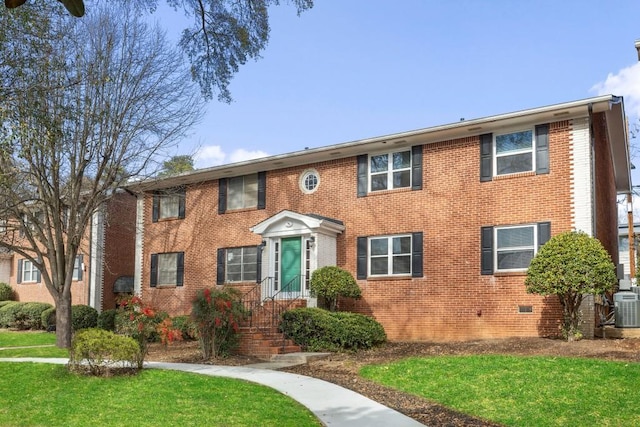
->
(280, 237), (302, 292)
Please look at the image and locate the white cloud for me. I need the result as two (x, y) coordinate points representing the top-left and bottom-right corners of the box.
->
(591, 63), (640, 119)
(228, 149), (270, 163)
(194, 145), (226, 168)
(193, 145), (270, 168)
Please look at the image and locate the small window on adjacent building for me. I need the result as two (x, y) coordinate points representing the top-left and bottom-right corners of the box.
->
(150, 252), (184, 287)
(300, 169), (320, 194)
(369, 150), (412, 192)
(72, 255), (83, 281)
(18, 259), (41, 284)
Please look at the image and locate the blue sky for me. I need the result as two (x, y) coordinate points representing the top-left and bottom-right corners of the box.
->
(152, 1), (640, 170)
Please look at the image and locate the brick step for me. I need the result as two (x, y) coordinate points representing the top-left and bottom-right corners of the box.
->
(236, 328), (301, 359)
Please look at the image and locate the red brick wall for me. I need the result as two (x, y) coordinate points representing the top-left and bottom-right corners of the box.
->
(141, 118), (612, 341)
(101, 192), (137, 310)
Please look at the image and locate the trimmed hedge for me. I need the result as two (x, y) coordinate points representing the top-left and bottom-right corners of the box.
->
(281, 308), (386, 352)
(97, 309), (117, 331)
(41, 306), (56, 329)
(0, 282), (13, 301)
(68, 328), (141, 376)
(0, 301), (53, 330)
(72, 305), (98, 331)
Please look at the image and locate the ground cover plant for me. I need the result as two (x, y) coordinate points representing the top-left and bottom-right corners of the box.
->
(359, 354), (640, 426)
(0, 363), (320, 427)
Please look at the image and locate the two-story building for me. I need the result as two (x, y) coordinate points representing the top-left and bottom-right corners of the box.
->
(128, 95), (631, 341)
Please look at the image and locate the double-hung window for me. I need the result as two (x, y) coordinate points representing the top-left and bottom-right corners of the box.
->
(218, 172), (266, 213)
(357, 232), (423, 279)
(228, 174), (258, 210)
(216, 246), (262, 285)
(150, 252), (184, 287)
(481, 222), (550, 274)
(495, 130), (534, 175)
(369, 235), (412, 276)
(480, 124), (549, 181)
(369, 150), (412, 192)
(152, 187), (186, 222)
(225, 247), (258, 282)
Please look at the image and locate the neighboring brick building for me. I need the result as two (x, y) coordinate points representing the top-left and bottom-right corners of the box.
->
(3, 191), (136, 312)
(129, 95), (631, 341)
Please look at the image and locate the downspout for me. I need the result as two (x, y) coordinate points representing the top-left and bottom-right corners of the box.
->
(588, 103), (597, 237)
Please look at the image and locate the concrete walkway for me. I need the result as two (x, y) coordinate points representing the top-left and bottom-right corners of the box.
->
(0, 357), (424, 426)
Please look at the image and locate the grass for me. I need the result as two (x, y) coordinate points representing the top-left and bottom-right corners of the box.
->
(360, 355), (640, 427)
(0, 330), (68, 358)
(0, 331), (320, 426)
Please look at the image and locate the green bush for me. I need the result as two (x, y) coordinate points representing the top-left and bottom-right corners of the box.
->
(71, 305), (98, 331)
(526, 231), (617, 341)
(0, 301), (52, 330)
(310, 266), (361, 311)
(171, 315), (198, 340)
(281, 307), (386, 351)
(0, 282), (13, 301)
(97, 309), (117, 331)
(68, 328), (142, 376)
(0, 302), (20, 328)
(192, 287), (247, 359)
(41, 306), (56, 329)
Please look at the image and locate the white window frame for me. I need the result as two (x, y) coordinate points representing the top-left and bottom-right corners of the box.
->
(494, 224), (537, 272)
(228, 174), (258, 210)
(157, 253), (179, 286)
(225, 246), (258, 283)
(368, 150), (412, 192)
(493, 128), (535, 176)
(368, 234), (412, 277)
(72, 255), (82, 281)
(22, 259), (39, 283)
(159, 193), (181, 219)
(299, 169), (320, 194)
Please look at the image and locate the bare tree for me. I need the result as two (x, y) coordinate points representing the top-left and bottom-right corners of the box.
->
(4, 0), (314, 101)
(0, 2), (203, 347)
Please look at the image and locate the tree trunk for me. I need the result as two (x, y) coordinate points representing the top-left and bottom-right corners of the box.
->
(55, 295), (72, 348)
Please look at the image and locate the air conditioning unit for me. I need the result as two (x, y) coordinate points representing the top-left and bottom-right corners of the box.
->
(631, 286), (640, 297)
(614, 292), (640, 328)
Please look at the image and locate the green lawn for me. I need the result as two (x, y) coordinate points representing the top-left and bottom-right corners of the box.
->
(361, 355), (640, 427)
(0, 331), (320, 426)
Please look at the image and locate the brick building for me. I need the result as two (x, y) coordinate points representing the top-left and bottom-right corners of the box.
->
(2, 191), (136, 311)
(129, 95), (631, 341)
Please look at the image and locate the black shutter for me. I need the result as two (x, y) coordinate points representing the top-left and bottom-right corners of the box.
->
(77, 255), (83, 281)
(152, 194), (160, 222)
(480, 133), (493, 182)
(411, 145), (423, 191)
(538, 222), (551, 248)
(178, 187), (186, 219)
(357, 155), (368, 197)
(216, 248), (225, 285)
(257, 172), (266, 210)
(17, 259), (22, 284)
(150, 254), (158, 287)
(481, 226), (494, 275)
(535, 124), (549, 175)
(176, 252), (184, 286)
(411, 232), (423, 278)
(357, 237), (368, 279)
(256, 245), (262, 284)
(218, 179), (227, 214)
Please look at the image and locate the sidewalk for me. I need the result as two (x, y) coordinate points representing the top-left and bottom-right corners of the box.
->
(0, 357), (424, 426)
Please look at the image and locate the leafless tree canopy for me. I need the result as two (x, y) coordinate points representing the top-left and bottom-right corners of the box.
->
(0, 1), (203, 346)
